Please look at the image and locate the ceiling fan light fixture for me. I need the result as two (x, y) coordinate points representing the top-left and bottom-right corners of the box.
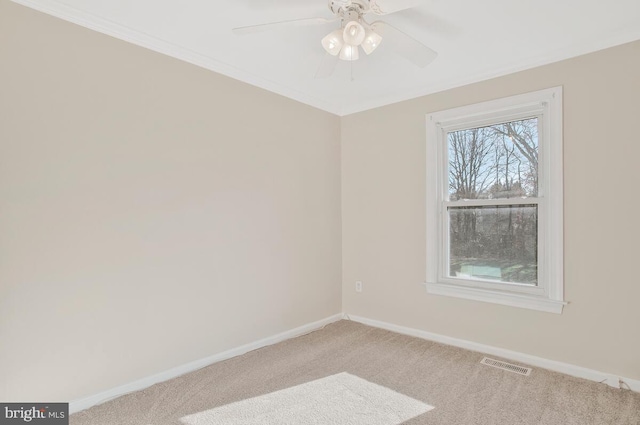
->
(343, 20), (366, 46)
(235, 0), (439, 78)
(339, 44), (359, 61)
(361, 28), (382, 55)
(321, 29), (344, 56)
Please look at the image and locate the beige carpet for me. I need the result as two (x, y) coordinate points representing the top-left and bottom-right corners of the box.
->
(70, 320), (640, 425)
(180, 372), (433, 425)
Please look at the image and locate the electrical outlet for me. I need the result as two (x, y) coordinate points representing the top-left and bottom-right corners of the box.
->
(355, 281), (363, 293)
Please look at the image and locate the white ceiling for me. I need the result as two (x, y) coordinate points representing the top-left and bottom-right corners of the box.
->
(13, 0), (640, 115)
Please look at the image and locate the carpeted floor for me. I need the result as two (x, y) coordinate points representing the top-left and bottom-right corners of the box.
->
(70, 320), (640, 424)
(179, 372), (433, 425)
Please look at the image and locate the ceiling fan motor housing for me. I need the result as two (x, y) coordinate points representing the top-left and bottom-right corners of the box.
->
(329, 0), (370, 18)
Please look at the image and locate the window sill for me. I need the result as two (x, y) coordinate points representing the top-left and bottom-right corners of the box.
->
(425, 282), (566, 314)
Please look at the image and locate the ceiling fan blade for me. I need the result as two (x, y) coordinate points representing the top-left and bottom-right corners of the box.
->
(314, 53), (340, 79)
(368, 0), (425, 15)
(233, 17), (337, 35)
(372, 21), (437, 67)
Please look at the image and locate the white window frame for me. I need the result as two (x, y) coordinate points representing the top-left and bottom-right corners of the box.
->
(425, 87), (566, 314)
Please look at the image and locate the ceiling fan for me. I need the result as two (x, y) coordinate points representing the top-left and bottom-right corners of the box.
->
(232, 0), (437, 77)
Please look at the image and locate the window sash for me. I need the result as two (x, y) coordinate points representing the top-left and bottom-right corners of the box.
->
(440, 202), (546, 296)
(443, 114), (544, 202)
(440, 117), (544, 294)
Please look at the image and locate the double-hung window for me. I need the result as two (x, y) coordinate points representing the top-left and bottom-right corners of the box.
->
(426, 87), (565, 313)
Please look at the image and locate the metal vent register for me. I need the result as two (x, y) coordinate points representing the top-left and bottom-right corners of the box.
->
(480, 357), (532, 376)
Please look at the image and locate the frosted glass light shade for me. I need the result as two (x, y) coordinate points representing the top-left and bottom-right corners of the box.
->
(339, 44), (359, 61)
(321, 29), (344, 56)
(362, 29), (383, 55)
(343, 21), (366, 46)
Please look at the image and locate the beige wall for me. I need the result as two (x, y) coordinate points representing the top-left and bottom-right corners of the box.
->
(3, 0), (640, 406)
(0, 1), (342, 402)
(342, 40), (640, 380)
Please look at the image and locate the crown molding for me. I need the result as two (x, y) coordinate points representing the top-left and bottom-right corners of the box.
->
(10, 0), (640, 117)
(9, 0), (344, 116)
(341, 26), (640, 115)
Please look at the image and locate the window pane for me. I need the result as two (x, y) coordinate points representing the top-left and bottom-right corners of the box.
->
(448, 118), (538, 201)
(448, 205), (538, 285)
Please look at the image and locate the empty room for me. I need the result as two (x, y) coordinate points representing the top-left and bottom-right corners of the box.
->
(1, 0), (639, 423)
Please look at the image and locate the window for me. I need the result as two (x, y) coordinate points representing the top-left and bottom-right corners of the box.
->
(426, 87), (565, 313)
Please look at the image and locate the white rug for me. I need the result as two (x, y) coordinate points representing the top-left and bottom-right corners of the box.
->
(180, 372), (433, 425)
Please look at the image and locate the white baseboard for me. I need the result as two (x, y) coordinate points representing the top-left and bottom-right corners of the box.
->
(70, 311), (638, 414)
(346, 314), (640, 393)
(70, 313), (345, 414)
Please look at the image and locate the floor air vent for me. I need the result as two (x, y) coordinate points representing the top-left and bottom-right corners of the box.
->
(480, 357), (532, 376)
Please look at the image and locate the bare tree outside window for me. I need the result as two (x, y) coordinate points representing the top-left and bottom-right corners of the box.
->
(447, 118), (539, 285)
